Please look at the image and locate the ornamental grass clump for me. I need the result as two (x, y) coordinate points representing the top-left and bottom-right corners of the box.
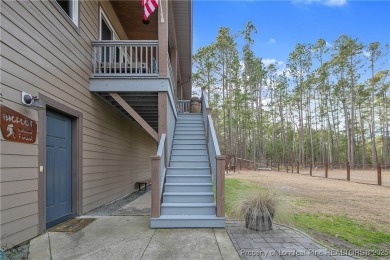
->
(236, 189), (279, 231)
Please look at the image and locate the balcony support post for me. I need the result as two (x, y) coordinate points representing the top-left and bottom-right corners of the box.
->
(158, 0), (169, 77)
(158, 92), (168, 166)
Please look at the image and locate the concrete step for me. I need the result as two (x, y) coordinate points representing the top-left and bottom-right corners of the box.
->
(175, 125), (204, 131)
(176, 120), (203, 123)
(170, 155), (209, 161)
(175, 130), (205, 135)
(171, 149), (208, 155)
(164, 183), (212, 192)
(173, 139), (206, 145)
(170, 160), (209, 167)
(167, 167), (210, 175)
(177, 117), (203, 121)
(178, 114), (203, 117)
(178, 113), (203, 117)
(172, 144), (207, 149)
(163, 192), (214, 203)
(174, 134), (205, 140)
(150, 215), (225, 228)
(176, 123), (204, 127)
(160, 203), (216, 215)
(166, 175), (211, 183)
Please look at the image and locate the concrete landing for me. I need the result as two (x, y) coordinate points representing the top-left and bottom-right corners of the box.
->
(28, 215), (239, 260)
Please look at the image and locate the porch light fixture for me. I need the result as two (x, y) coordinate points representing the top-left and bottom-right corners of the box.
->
(21, 92), (45, 110)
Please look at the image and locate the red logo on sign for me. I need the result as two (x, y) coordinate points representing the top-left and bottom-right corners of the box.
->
(0, 105), (37, 143)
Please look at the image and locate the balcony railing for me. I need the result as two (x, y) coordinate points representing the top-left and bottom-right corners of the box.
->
(92, 40), (159, 77)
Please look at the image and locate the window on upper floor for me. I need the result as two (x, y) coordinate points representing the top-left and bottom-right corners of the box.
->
(56, 0), (79, 27)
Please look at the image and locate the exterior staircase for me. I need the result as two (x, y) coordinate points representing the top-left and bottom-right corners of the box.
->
(150, 113), (225, 228)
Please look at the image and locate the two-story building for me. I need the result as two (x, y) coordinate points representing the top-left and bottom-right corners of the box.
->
(1, 0), (197, 247)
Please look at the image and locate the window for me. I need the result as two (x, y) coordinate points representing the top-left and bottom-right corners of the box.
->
(99, 8), (118, 40)
(99, 8), (122, 63)
(56, 0), (79, 26)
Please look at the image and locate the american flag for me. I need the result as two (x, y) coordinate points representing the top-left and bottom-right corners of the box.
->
(142, 0), (158, 21)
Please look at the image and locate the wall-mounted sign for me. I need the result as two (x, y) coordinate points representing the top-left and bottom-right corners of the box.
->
(0, 105), (37, 143)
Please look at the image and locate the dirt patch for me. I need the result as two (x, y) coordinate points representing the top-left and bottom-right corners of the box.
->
(227, 170), (390, 232)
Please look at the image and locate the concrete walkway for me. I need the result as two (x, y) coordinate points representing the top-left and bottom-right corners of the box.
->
(28, 190), (355, 260)
(28, 191), (240, 260)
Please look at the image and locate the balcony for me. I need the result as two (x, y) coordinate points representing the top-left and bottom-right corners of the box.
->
(90, 40), (179, 136)
(92, 40), (159, 77)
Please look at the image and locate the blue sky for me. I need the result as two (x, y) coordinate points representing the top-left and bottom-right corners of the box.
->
(193, 0), (390, 69)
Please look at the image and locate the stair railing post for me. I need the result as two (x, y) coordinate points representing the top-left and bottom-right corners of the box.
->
(151, 155), (161, 218)
(216, 155), (225, 217)
(205, 108), (212, 144)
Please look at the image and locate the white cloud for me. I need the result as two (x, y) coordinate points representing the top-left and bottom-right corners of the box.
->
(262, 58), (284, 67)
(263, 58), (277, 66)
(323, 0), (347, 6)
(363, 50), (371, 58)
(292, 0), (347, 7)
(277, 68), (292, 78)
(268, 38), (276, 44)
(326, 41), (334, 48)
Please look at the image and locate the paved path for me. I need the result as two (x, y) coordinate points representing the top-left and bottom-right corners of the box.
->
(27, 189), (356, 260)
(226, 221), (354, 260)
(28, 190), (240, 260)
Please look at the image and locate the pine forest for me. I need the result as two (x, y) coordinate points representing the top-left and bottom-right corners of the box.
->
(193, 22), (390, 169)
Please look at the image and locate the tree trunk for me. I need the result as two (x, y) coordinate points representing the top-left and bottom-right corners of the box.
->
(358, 105), (366, 167)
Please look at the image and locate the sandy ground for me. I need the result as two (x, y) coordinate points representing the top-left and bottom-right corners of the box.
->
(297, 168), (390, 187)
(227, 170), (390, 232)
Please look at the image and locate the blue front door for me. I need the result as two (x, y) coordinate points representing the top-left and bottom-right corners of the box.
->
(46, 110), (73, 228)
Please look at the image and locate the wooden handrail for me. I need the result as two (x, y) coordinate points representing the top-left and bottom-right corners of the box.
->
(201, 91), (225, 218)
(91, 40), (159, 45)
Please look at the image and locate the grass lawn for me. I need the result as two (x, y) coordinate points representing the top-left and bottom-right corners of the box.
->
(225, 178), (390, 254)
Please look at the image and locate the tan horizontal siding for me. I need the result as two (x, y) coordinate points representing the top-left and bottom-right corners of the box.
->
(83, 176), (138, 199)
(83, 175), (133, 190)
(1, 191), (38, 211)
(1, 155), (38, 169)
(83, 165), (143, 175)
(1, 214), (38, 240)
(1, 0), (156, 248)
(1, 142), (38, 156)
(1, 203), (38, 225)
(0, 226), (38, 250)
(83, 187), (130, 213)
(83, 171), (141, 182)
(28, 0), (93, 58)
(0, 179), (38, 196)
(0, 168), (38, 182)
(3, 1), (92, 73)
